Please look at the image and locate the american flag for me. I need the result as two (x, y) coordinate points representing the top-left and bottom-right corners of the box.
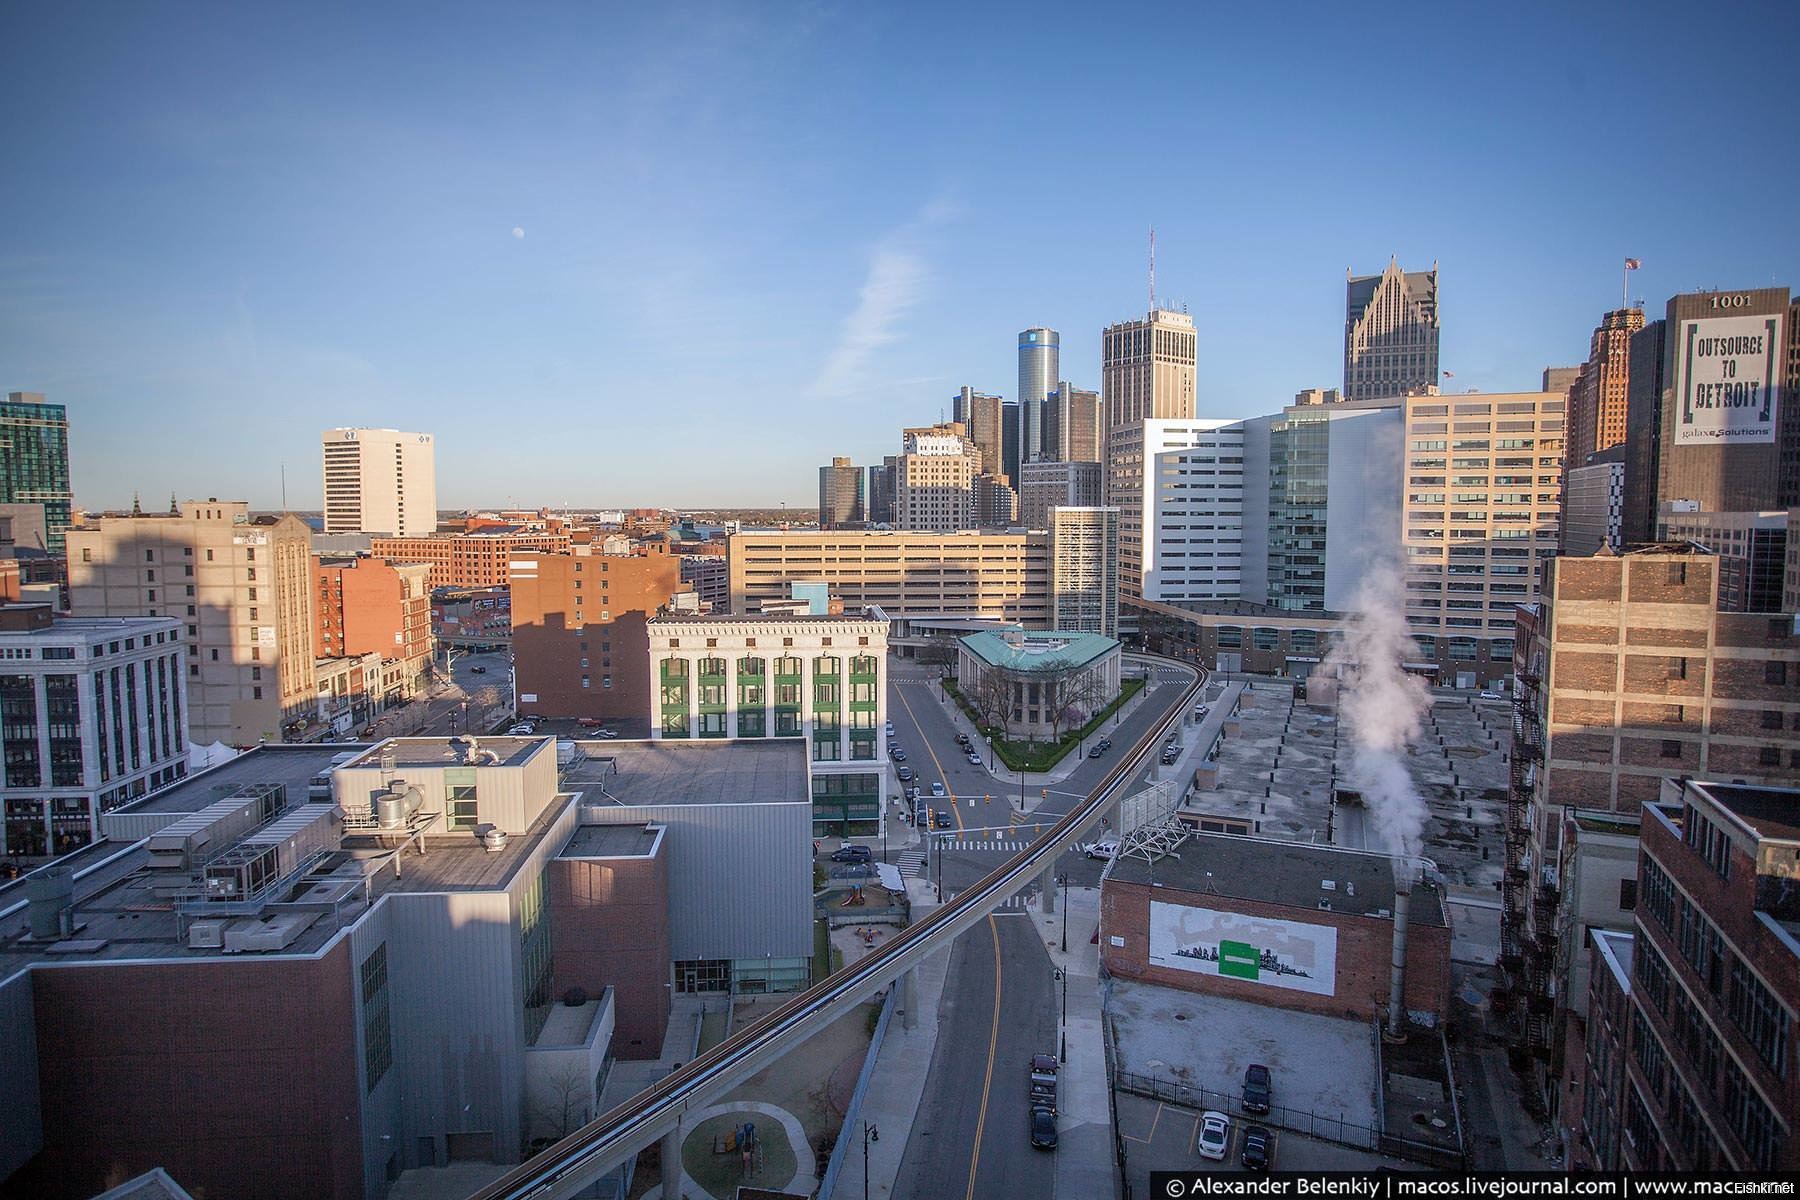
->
(1442, 370), (1455, 378)
(1624, 258), (1641, 270)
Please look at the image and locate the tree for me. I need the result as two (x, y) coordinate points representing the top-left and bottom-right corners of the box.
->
(969, 666), (1014, 741)
(528, 1059), (592, 1144)
(1061, 669), (1114, 741)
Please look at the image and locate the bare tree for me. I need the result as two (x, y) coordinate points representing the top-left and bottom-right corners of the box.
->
(528, 1059), (592, 1144)
(1061, 669), (1114, 740)
(969, 666), (1014, 740)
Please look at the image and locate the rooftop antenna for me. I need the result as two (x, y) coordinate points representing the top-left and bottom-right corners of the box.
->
(1148, 226), (1157, 312)
(280, 462), (287, 511)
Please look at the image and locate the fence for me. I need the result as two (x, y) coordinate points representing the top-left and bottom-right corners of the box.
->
(815, 985), (898, 1200)
(1111, 1069), (1383, 1153)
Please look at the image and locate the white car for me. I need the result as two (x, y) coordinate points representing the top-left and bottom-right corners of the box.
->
(929, 782), (947, 798)
(508, 723), (536, 736)
(1196, 1110), (1231, 1161)
(1082, 839), (1119, 860)
(1479, 690), (1504, 701)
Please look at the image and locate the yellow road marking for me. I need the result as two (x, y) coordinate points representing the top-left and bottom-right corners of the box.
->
(965, 915), (1002, 1200)
(894, 684), (965, 832)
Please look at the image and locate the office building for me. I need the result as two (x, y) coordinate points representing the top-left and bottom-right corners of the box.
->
(0, 605), (187, 858)
(1570, 780), (1800, 1171)
(1129, 419), (1248, 604)
(1046, 507), (1120, 636)
(0, 393), (73, 558)
(1045, 381), (1100, 464)
(1002, 400), (1022, 484)
(648, 609), (889, 832)
(894, 425), (979, 532)
(1504, 548), (1800, 1092)
(321, 427), (438, 538)
(510, 542), (681, 729)
(972, 473), (1017, 527)
(1342, 260), (1440, 401)
(679, 553), (728, 612)
(953, 386), (1006, 482)
(868, 456), (898, 526)
(371, 527), (570, 590)
(1402, 390), (1564, 687)
(1655, 505), (1787, 612)
(66, 501), (316, 747)
(312, 556), (435, 699)
(1019, 460), (1103, 529)
(1018, 327), (1059, 464)
(1264, 398), (1402, 612)
(1563, 454), (1626, 556)
(1104, 309), (1198, 591)
(1563, 309), (1646, 493)
(1543, 366), (1581, 395)
(955, 628), (1120, 739)
(728, 529), (1051, 628)
(817, 456), (866, 529)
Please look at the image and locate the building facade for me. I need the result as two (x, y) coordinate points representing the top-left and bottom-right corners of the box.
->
(1017, 327), (1059, 464)
(321, 427), (438, 538)
(1046, 382), (1100, 464)
(1104, 310), (1197, 582)
(510, 544), (682, 729)
(1563, 308), (1646, 489)
(952, 387), (1006, 482)
(371, 528), (571, 591)
(971, 473), (1017, 527)
(1137, 419), (1248, 604)
(894, 428), (980, 532)
(1019, 460), (1103, 529)
(0, 606), (187, 859)
(312, 556), (435, 699)
(817, 456), (866, 529)
(1047, 507), (1120, 637)
(955, 628), (1119, 739)
(67, 501), (317, 746)
(1403, 390), (1564, 687)
(1343, 260), (1440, 402)
(1265, 399), (1401, 612)
(1564, 457), (1626, 557)
(1655, 505), (1787, 614)
(0, 393), (72, 560)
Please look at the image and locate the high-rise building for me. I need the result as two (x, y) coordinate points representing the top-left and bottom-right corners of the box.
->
(1047, 507), (1119, 636)
(0, 605), (187, 858)
(817, 457), (866, 529)
(971, 473), (1018, 527)
(66, 501), (316, 747)
(321, 428), (438, 537)
(370, 528), (570, 590)
(1103, 310), (1198, 593)
(1563, 308), (1646, 478)
(1110, 419), (1245, 602)
(509, 542), (682, 729)
(894, 425), (980, 532)
(1342, 260), (1440, 401)
(1562, 453), (1625, 556)
(1402, 390), (1564, 686)
(1002, 400), (1022, 484)
(1017, 328), (1059, 464)
(1045, 382), (1100, 463)
(1018, 460), (1103, 528)
(868, 456), (898, 526)
(953, 387), (1006, 481)
(0, 392), (73, 558)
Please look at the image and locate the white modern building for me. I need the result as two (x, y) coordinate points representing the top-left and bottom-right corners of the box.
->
(1562, 459), (1624, 556)
(1048, 507), (1120, 637)
(646, 608), (890, 832)
(1140, 419), (1248, 603)
(0, 605), (188, 858)
(322, 427), (439, 537)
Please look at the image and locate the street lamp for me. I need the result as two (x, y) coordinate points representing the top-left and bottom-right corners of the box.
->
(861, 1122), (880, 1200)
(1057, 873), (1068, 953)
(1054, 965), (1067, 1064)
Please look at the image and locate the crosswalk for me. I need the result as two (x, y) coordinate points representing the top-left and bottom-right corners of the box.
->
(895, 848), (927, 877)
(939, 839), (1033, 853)
(944, 890), (1032, 912)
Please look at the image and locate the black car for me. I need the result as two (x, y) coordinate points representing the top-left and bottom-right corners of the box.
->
(1029, 1105), (1058, 1150)
(932, 810), (952, 829)
(889, 747), (907, 762)
(896, 766), (914, 782)
(1240, 1125), (1271, 1170)
(469, 665), (487, 674)
(1088, 746), (1105, 758)
(955, 732), (972, 747)
(830, 845), (873, 863)
(1097, 737), (1112, 751)
(1242, 1063), (1272, 1114)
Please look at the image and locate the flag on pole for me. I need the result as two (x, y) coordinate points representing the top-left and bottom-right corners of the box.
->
(1624, 258), (1641, 270)
(1442, 370), (1455, 378)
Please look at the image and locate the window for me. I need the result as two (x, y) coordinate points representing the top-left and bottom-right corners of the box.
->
(448, 783), (478, 829)
(361, 944), (393, 1091)
(1618, 878), (1636, 911)
(1216, 625), (1242, 648)
(1765, 660), (1787, 685)
(1661, 739), (1683, 759)
(1727, 958), (1791, 1077)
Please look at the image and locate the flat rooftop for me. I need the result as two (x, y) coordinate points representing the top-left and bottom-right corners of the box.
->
(564, 739), (808, 808)
(649, 608), (886, 625)
(960, 629), (1118, 672)
(560, 823), (663, 858)
(1695, 782), (1800, 844)
(1108, 832), (1447, 928)
(122, 743), (373, 815)
(341, 735), (547, 771)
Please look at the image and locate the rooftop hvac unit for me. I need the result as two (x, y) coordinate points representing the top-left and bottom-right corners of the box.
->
(481, 826), (509, 853)
(26, 866), (76, 941)
(148, 784), (287, 873)
(187, 919), (226, 949)
(221, 911), (319, 953)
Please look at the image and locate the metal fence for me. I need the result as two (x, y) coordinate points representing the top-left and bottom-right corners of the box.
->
(1112, 1069), (1383, 1152)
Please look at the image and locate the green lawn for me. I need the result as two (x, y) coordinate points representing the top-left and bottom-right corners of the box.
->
(681, 1112), (797, 1200)
(941, 676), (1146, 772)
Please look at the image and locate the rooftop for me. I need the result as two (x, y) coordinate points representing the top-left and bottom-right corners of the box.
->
(560, 823), (663, 858)
(959, 628), (1118, 673)
(564, 739), (808, 808)
(122, 743), (372, 816)
(1691, 782), (1800, 844)
(1593, 928), (1634, 987)
(339, 736), (549, 772)
(1107, 831), (1448, 928)
(649, 606), (888, 626)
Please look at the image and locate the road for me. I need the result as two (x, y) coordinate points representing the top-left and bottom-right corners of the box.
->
(363, 649), (514, 740)
(885, 659), (1199, 1200)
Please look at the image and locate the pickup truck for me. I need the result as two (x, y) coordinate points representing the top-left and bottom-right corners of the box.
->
(1029, 1053), (1058, 1112)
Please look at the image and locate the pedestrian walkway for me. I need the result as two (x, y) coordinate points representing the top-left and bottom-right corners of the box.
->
(894, 848), (927, 877)
(942, 889), (1031, 912)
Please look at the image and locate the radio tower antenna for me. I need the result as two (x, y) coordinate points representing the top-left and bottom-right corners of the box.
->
(1148, 226), (1157, 312)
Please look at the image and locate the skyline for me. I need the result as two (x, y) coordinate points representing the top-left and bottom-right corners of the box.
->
(3, 2), (1798, 510)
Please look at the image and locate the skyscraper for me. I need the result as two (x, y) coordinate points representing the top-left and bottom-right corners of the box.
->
(1002, 400), (1021, 484)
(1561, 307), (1645, 552)
(953, 386), (1006, 481)
(817, 457), (866, 528)
(1018, 328), (1059, 464)
(0, 392), (73, 557)
(321, 427), (438, 537)
(1343, 260), (1440, 401)
(1103, 309), (1197, 591)
(1045, 382), (1100, 463)
(895, 425), (981, 532)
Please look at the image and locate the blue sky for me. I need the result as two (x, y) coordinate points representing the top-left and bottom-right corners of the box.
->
(3, 1), (1797, 510)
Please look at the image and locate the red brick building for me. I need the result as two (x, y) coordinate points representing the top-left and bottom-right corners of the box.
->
(371, 528), (570, 590)
(1100, 833), (1451, 1025)
(510, 544), (682, 729)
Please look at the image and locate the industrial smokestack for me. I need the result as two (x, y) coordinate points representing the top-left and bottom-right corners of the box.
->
(1387, 860), (1412, 1039)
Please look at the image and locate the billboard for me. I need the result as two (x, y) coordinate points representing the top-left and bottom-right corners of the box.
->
(1675, 313), (1784, 445)
(1148, 901), (1337, 997)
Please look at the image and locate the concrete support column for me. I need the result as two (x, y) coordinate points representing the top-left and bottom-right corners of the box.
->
(901, 966), (918, 1030)
(1041, 865), (1056, 914)
(661, 1123), (685, 1200)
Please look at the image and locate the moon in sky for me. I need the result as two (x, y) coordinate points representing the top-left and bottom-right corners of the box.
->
(512, 227), (525, 239)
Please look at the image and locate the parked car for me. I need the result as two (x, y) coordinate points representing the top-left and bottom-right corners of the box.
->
(929, 781), (946, 798)
(1479, 690), (1504, 701)
(1082, 839), (1118, 860)
(932, 810), (952, 829)
(966, 750), (982, 765)
(1194, 705), (1210, 719)
(1196, 1111), (1231, 1161)
(1242, 1063), (1272, 1114)
(830, 844), (873, 864)
(1028, 1052), (1059, 1111)
(896, 766), (915, 783)
(885, 721), (896, 735)
(955, 732), (972, 748)
(595, 729), (620, 739)
(508, 723), (536, 735)
(1029, 1104), (1058, 1150)
(469, 665), (487, 674)
(889, 747), (907, 761)
(1097, 737), (1112, 750)
(1087, 745), (1106, 758)
(1240, 1125), (1272, 1171)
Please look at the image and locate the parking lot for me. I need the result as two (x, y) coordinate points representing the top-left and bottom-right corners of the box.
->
(1117, 1092), (1409, 1183)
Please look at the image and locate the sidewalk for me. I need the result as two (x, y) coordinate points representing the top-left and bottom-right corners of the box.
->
(831, 880), (954, 1200)
(1027, 883), (1116, 1200)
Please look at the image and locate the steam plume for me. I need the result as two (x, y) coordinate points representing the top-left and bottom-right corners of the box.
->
(1324, 563), (1431, 858)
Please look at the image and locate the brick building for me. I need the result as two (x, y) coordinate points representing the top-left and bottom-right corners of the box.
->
(313, 556), (434, 699)
(371, 528), (570, 591)
(1569, 781), (1798, 1171)
(1100, 833), (1451, 1025)
(510, 543), (682, 728)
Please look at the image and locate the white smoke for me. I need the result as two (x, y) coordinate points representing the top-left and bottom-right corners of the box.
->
(1324, 563), (1431, 858)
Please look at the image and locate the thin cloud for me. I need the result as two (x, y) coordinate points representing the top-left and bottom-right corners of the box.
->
(809, 243), (928, 400)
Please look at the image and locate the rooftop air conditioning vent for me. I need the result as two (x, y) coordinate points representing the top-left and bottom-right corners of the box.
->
(1320, 879), (1337, 891)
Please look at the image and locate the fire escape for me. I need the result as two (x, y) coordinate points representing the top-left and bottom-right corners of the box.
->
(1501, 658), (1556, 1058)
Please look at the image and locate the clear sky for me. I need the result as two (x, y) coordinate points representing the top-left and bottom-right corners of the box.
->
(3, 1), (1797, 511)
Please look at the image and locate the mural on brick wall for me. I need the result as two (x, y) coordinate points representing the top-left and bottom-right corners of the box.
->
(1148, 901), (1338, 997)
